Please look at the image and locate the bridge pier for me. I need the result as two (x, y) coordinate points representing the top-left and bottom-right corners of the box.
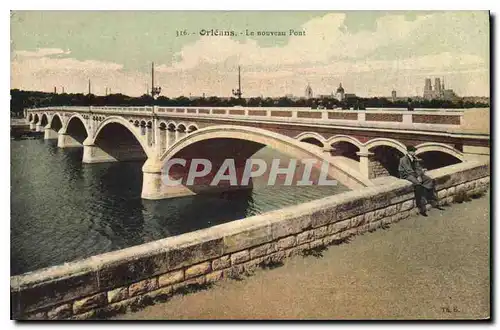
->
(141, 158), (166, 200)
(35, 123), (44, 132)
(357, 151), (374, 179)
(44, 127), (59, 140)
(57, 133), (82, 148)
(29, 122), (36, 130)
(82, 139), (111, 163)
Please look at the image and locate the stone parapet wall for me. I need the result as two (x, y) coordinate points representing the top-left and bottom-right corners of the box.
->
(11, 160), (490, 320)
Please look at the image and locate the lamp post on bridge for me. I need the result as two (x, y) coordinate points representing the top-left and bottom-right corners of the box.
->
(151, 62), (162, 101)
(232, 66), (243, 105)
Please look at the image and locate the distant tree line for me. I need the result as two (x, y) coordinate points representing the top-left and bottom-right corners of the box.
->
(11, 89), (489, 118)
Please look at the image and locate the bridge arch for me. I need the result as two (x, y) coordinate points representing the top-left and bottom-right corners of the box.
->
(415, 142), (463, 170)
(364, 138), (407, 178)
(364, 138), (407, 154)
(187, 123), (199, 133)
(415, 142), (464, 161)
(49, 113), (63, 134)
(33, 113), (39, 124)
(61, 114), (89, 135)
(40, 113), (49, 128)
(28, 113), (33, 122)
(327, 135), (362, 162)
(295, 132), (325, 148)
(158, 125), (371, 197)
(326, 135), (363, 150)
(91, 116), (151, 159)
(49, 113), (63, 129)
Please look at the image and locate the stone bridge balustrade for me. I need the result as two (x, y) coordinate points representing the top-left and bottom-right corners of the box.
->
(23, 106), (489, 200)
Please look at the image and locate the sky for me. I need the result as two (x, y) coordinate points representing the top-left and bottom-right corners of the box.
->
(10, 11), (490, 98)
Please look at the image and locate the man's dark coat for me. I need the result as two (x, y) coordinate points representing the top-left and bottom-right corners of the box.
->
(398, 154), (434, 189)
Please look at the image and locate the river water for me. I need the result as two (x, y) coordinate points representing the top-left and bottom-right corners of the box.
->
(11, 139), (348, 276)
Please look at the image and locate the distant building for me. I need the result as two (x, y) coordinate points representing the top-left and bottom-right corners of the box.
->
(305, 84), (313, 99)
(344, 93), (357, 99)
(335, 83), (345, 101)
(423, 77), (458, 100)
(391, 90), (397, 102)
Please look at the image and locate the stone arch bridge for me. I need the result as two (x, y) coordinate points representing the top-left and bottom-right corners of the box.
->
(25, 106), (489, 200)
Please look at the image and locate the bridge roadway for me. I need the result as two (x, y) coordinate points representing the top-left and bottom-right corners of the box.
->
(24, 106), (490, 200)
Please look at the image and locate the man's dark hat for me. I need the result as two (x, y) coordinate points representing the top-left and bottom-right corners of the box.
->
(406, 146), (417, 152)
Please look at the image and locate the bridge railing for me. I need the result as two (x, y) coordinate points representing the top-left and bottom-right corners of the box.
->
(25, 106), (467, 127)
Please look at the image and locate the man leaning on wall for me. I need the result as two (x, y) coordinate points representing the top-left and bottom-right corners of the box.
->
(398, 146), (444, 216)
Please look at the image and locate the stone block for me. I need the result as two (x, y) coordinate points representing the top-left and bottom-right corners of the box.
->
(276, 236), (296, 250)
(323, 233), (342, 245)
(349, 214), (365, 227)
(465, 181), (477, 190)
(166, 237), (224, 272)
(128, 278), (158, 297)
(158, 270), (184, 287)
(212, 255), (231, 271)
(479, 177), (490, 187)
(224, 222), (272, 254)
(447, 186), (456, 197)
(249, 243), (276, 259)
(185, 261), (211, 279)
(107, 286), (128, 304)
(313, 226), (328, 239)
(296, 230), (314, 245)
(455, 183), (466, 193)
(73, 292), (107, 314)
(357, 223), (371, 235)
(310, 206), (339, 227)
(22, 312), (47, 320)
(309, 239), (324, 249)
(271, 214), (312, 239)
(173, 276), (206, 291)
(71, 309), (97, 320)
(285, 245), (305, 257)
(381, 217), (392, 226)
(243, 258), (264, 274)
(364, 211), (375, 222)
(222, 265), (245, 279)
(437, 189), (447, 199)
(374, 208), (385, 220)
(339, 227), (357, 239)
(145, 286), (172, 302)
(17, 268), (99, 314)
(47, 303), (72, 320)
(97, 251), (168, 291)
(231, 250), (250, 265)
(400, 200), (414, 211)
(262, 251), (286, 265)
(390, 192), (414, 204)
(334, 196), (374, 222)
(206, 271), (224, 284)
(368, 221), (381, 232)
(328, 219), (351, 235)
(401, 210), (411, 219)
(385, 205), (399, 217)
(99, 298), (134, 317)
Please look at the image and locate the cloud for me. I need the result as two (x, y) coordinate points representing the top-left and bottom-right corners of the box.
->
(14, 48), (71, 58)
(11, 51), (135, 95)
